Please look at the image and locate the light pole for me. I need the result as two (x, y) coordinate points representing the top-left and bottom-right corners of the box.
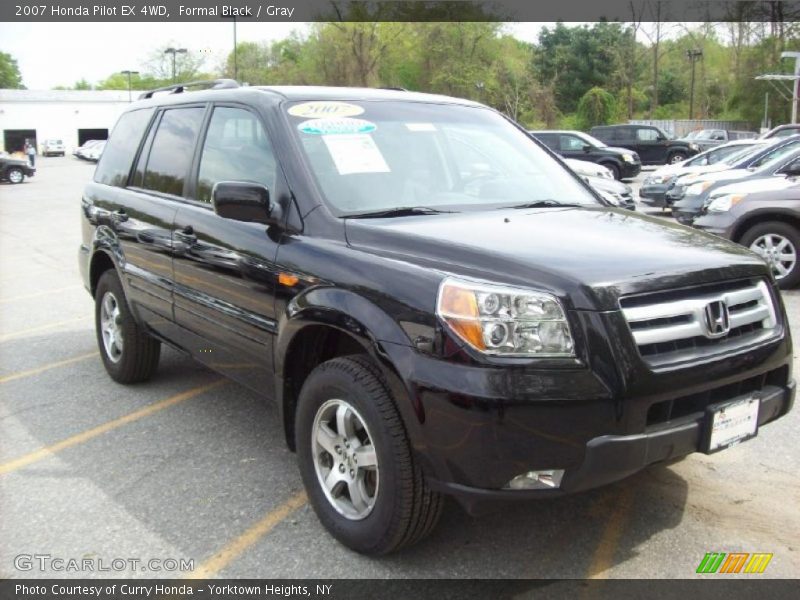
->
(164, 47), (187, 83)
(686, 49), (703, 120)
(221, 15), (238, 80)
(120, 70), (139, 102)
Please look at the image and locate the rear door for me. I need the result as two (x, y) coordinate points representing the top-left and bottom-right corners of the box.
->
(87, 107), (182, 338)
(171, 104), (282, 392)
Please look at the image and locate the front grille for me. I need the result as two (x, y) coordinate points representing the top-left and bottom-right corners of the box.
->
(646, 365), (789, 427)
(620, 279), (778, 368)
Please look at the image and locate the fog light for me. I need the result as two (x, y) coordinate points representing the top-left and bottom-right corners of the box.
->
(505, 470), (564, 490)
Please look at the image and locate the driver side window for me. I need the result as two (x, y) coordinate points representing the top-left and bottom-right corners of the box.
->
(196, 107), (276, 203)
(560, 135), (585, 151)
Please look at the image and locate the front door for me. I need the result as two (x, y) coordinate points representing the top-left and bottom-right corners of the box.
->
(172, 105), (282, 393)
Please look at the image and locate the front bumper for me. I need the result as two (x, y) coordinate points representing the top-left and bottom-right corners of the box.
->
(672, 197), (705, 224)
(431, 381), (794, 514)
(620, 161), (642, 179)
(378, 308), (794, 515)
(639, 183), (671, 207)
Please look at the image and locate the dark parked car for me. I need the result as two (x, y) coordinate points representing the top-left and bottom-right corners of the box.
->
(679, 129), (757, 152)
(0, 154), (35, 183)
(529, 130), (641, 180)
(639, 140), (765, 209)
(694, 185), (800, 288)
(671, 146), (800, 225)
(589, 124), (700, 165)
(79, 81), (795, 554)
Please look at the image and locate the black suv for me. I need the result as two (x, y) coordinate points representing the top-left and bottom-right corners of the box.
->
(0, 154), (35, 184)
(529, 130), (641, 180)
(80, 82), (795, 554)
(590, 124), (700, 165)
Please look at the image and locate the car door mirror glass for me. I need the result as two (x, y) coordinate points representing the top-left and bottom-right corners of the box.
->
(212, 181), (273, 225)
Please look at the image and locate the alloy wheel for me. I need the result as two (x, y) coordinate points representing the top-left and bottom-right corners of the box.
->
(99, 291), (124, 363)
(750, 233), (797, 280)
(8, 169), (23, 184)
(312, 398), (379, 520)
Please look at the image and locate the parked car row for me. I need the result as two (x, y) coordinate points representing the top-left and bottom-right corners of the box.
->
(74, 140), (106, 162)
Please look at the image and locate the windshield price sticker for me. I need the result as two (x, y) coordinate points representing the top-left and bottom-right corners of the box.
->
(289, 102), (365, 119)
(322, 134), (390, 175)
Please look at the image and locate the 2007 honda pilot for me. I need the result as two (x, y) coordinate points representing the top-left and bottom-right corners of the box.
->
(80, 81), (795, 555)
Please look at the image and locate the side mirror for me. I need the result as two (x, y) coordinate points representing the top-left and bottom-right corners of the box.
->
(212, 181), (273, 225)
(582, 144), (592, 152)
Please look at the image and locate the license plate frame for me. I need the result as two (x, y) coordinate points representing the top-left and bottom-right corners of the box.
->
(703, 396), (760, 454)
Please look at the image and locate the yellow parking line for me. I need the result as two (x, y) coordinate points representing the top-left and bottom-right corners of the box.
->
(0, 316), (91, 342)
(0, 285), (84, 304)
(0, 352), (98, 384)
(586, 487), (634, 579)
(187, 491), (308, 579)
(0, 380), (225, 476)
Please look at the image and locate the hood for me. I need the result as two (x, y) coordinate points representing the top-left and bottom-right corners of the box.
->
(564, 159), (612, 179)
(601, 145), (636, 156)
(710, 176), (797, 198)
(584, 175), (629, 194)
(344, 207), (767, 310)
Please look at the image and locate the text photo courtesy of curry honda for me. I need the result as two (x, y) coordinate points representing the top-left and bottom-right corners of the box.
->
(0, 0), (799, 593)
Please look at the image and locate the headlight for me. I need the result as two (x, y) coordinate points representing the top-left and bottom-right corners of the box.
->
(706, 194), (745, 212)
(689, 143), (699, 151)
(436, 277), (575, 357)
(686, 181), (711, 196)
(622, 153), (635, 163)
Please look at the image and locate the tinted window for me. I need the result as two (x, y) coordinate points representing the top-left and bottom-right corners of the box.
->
(750, 140), (800, 168)
(142, 107), (205, 196)
(636, 128), (659, 141)
(94, 108), (154, 187)
(532, 133), (558, 150)
(196, 107), (276, 203)
(560, 135), (585, 151)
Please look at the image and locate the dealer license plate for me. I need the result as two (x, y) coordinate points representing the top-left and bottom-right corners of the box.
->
(705, 397), (760, 454)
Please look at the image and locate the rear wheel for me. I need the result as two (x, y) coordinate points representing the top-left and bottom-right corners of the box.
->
(7, 167), (24, 184)
(296, 355), (443, 554)
(740, 222), (800, 289)
(95, 269), (161, 383)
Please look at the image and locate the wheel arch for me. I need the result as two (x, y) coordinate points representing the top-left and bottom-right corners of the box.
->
(275, 288), (416, 452)
(731, 211), (800, 243)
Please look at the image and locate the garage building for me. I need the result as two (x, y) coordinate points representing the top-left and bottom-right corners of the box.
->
(0, 89), (131, 154)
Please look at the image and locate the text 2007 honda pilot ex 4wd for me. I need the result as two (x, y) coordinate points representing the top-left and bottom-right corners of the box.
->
(80, 82), (795, 555)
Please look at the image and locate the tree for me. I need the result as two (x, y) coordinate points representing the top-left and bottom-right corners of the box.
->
(0, 52), (24, 88)
(576, 87), (617, 129)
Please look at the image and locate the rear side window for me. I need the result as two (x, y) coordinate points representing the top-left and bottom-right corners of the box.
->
(94, 108), (154, 187)
(142, 107), (205, 197)
(532, 133), (558, 150)
(559, 135), (584, 151)
(196, 107), (276, 203)
(636, 128), (659, 141)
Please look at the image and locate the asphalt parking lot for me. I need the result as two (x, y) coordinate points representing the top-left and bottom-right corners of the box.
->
(0, 157), (798, 579)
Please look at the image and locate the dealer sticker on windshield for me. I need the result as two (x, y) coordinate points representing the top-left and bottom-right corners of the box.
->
(322, 134), (390, 175)
(288, 101), (365, 118)
(298, 118), (377, 136)
(705, 397), (760, 453)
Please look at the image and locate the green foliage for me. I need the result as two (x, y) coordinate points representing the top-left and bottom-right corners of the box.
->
(576, 87), (617, 129)
(0, 52), (24, 88)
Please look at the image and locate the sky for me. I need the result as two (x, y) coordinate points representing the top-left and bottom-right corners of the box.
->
(0, 22), (550, 90)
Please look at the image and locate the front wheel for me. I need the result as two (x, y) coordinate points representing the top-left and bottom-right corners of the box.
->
(6, 167), (24, 184)
(668, 152), (687, 164)
(740, 222), (800, 289)
(296, 355), (443, 555)
(95, 269), (161, 383)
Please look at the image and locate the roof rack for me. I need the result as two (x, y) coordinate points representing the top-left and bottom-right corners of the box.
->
(380, 87), (408, 92)
(138, 79), (240, 100)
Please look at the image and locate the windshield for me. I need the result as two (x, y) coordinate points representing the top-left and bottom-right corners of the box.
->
(287, 101), (599, 215)
(748, 139), (800, 169)
(719, 144), (760, 165)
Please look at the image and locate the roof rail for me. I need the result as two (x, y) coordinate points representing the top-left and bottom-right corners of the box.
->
(380, 87), (408, 92)
(138, 79), (240, 100)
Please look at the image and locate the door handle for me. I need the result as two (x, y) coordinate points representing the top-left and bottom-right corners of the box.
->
(174, 226), (197, 244)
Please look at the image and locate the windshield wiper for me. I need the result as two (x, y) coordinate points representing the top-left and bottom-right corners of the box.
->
(501, 200), (584, 209)
(345, 206), (456, 218)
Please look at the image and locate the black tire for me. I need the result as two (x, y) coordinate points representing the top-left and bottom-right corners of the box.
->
(602, 162), (621, 180)
(94, 269), (161, 383)
(668, 152), (687, 164)
(296, 355), (443, 555)
(739, 221), (800, 289)
(6, 167), (24, 184)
